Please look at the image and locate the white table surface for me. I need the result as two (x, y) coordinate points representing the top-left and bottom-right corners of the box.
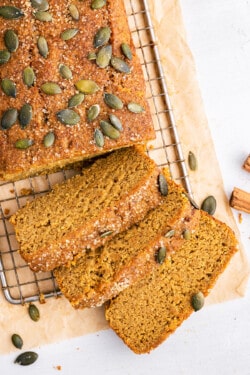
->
(1, 1), (250, 373)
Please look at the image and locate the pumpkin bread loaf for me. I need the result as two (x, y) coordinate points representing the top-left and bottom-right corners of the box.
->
(105, 210), (238, 354)
(0, 0), (155, 181)
(9, 147), (162, 271)
(54, 174), (200, 309)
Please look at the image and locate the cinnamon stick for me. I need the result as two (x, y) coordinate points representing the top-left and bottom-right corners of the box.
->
(230, 187), (250, 214)
(243, 154), (250, 172)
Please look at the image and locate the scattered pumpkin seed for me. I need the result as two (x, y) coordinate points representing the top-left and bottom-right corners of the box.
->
(69, 4), (79, 20)
(201, 195), (216, 215)
(127, 102), (145, 113)
(109, 113), (123, 131)
(11, 333), (23, 349)
(15, 139), (34, 149)
(56, 109), (80, 125)
(91, 0), (107, 9)
(1, 108), (18, 130)
(87, 104), (100, 122)
(87, 51), (96, 61)
(155, 246), (167, 264)
(41, 82), (62, 95)
(93, 26), (111, 48)
(34, 10), (52, 21)
(158, 174), (168, 196)
(188, 151), (198, 171)
(100, 120), (120, 139)
(165, 229), (175, 238)
(183, 229), (191, 240)
(0, 50), (11, 65)
(4, 30), (19, 53)
(59, 64), (73, 79)
(14, 351), (38, 366)
(75, 79), (100, 94)
(37, 36), (48, 58)
(68, 93), (85, 108)
(104, 93), (123, 110)
(121, 42), (132, 60)
(43, 131), (55, 147)
(61, 28), (79, 41)
(28, 303), (40, 321)
(1, 78), (17, 98)
(0, 6), (24, 19)
(100, 230), (113, 238)
(19, 104), (32, 128)
(94, 128), (104, 147)
(111, 56), (131, 74)
(191, 291), (205, 311)
(23, 67), (36, 87)
(31, 0), (49, 11)
(96, 44), (112, 68)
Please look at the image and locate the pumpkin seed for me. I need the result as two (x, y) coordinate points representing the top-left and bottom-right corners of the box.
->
(34, 11), (52, 21)
(94, 128), (104, 147)
(41, 82), (62, 95)
(87, 52), (96, 61)
(56, 109), (80, 125)
(0, 6), (24, 19)
(59, 64), (73, 79)
(100, 230), (113, 238)
(1, 78), (17, 98)
(23, 67), (36, 87)
(15, 139), (34, 149)
(96, 45), (112, 68)
(158, 174), (168, 196)
(61, 28), (79, 41)
(191, 291), (205, 312)
(43, 131), (55, 147)
(87, 104), (100, 122)
(0, 50), (11, 65)
(109, 114), (123, 131)
(69, 4), (79, 20)
(93, 26), (111, 48)
(155, 246), (167, 264)
(68, 93), (85, 108)
(91, 0), (107, 9)
(183, 229), (191, 240)
(28, 303), (40, 321)
(104, 93), (123, 110)
(188, 151), (198, 171)
(1, 109), (18, 130)
(111, 56), (131, 74)
(37, 36), (48, 58)
(19, 104), (32, 128)
(121, 42), (132, 60)
(14, 351), (38, 366)
(31, 0), (49, 11)
(11, 333), (23, 349)
(100, 120), (120, 139)
(75, 79), (100, 94)
(127, 102), (145, 113)
(4, 30), (19, 53)
(165, 229), (175, 238)
(201, 195), (216, 215)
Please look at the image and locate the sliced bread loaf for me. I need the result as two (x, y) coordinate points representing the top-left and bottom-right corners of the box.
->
(105, 210), (238, 354)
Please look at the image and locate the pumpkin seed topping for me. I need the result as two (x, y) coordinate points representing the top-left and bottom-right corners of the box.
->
(69, 4), (79, 20)
(41, 82), (62, 95)
(111, 56), (131, 74)
(28, 303), (40, 321)
(188, 151), (198, 171)
(68, 93), (85, 108)
(11, 333), (23, 349)
(87, 52), (96, 61)
(56, 109), (80, 125)
(34, 11), (52, 21)
(96, 45), (112, 68)
(165, 229), (175, 238)
(109, 113), (123, 131)
(91, 0), (107, 9)
(0, 6), (24, 19)
(183, 229), (191, 240)
(1, 78), (17, 98)
(127, 102), (145, 113)
(104, 93), (123, 110)
(158, 174), (168, 196)
(15, 139), (34, 149)
(121, 43), (132, 60)
(94, 128), (104, 147)
(100, 230), (113, 238)
(23, 67), (36, 87)
(156, 246), (167, 264)
(61, 28), (79, 41)
(59, 64), (73, 80)
(43, 131), (55, 147)
(14, 351), (38, 366)
(75, 79), (100, 94)
(191, 291), (205, 312)
(19, 104), (32, 128)
(100, 120), (120, 140)
(87, 104), (100, 122)
(94, 26), (111, 48)
(0, 50), (11, 65)
(37, 36), (48, 58)
(201, 195), (216, 215)
(31, 0), (49, 11)
(1, 108), (18, 130)
(4, 30), (19, 53)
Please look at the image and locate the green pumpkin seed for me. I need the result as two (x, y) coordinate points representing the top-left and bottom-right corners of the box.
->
(109, 114), (123, 131)
(37, 36), (48, 58)
(87, 104), (100, 122)
(127, 102), (145, 113)
(23, 67), (36, 87)
(183, 229), (191, 240)
(1, 78), (16, 98)
(188, 151), (198, 171)
(201, 195), (216, 215)
(158, 174), (168, 196)
(87, 52), (96, 61)
(31, 0), (49, 11)
(155, 246), (167, 264)
(28, 303), (40, 321)
(19, 104), (32, 128)
(14, 351), (38, 366)
(43, 131), (55, 147)
(104, 93), (123, 110)
(93, 26), (111, 48)
(59, 64), (73, 79)
(34, 11), (52, 21)
(100, 230), (113, 238)
(191, 291), (205, 312)
(0, 50), (11, 65)
(121, 43), (132, 60)
(91, 0), (107, 9)
(94, 128), (104, 147)
(96, 45), (112, 68)
(69, 4), (79, 20)
(0, 6), (24, 19)
(56, 109), (80, 125)
(68, 93), (85, 108)
(1, 109), (18, 130)
(111, 56), (131, 74)
(11, 333), (23, 349)
(100, 120), (120, 140)
(41, 82), (62, 95)
(4, 30), (19, 53)
(15, 139), (34, 149)
(75, 79), (100, 94)
(165, 229), (175, 238)
(61, 28), (79, 41)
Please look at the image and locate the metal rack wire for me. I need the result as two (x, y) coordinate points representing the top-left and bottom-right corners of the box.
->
(0, 0), (192, 305)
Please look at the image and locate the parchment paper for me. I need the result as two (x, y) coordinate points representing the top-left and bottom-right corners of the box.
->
(0, 0), (249, 355)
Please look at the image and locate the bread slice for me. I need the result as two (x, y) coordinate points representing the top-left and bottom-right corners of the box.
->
(10, 147), (162, 271)
(105, 211), (238, 354)
(54, 175), (200, 309)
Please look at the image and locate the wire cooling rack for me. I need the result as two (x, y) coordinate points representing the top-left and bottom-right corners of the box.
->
(0, 0), (192, 305)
